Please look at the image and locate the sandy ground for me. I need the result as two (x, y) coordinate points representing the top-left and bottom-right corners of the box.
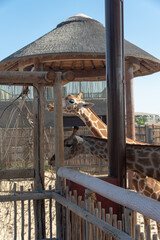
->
(0, 170), (158, 240)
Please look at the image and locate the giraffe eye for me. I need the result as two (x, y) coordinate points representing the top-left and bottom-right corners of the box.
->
(69, 99), (74, 104)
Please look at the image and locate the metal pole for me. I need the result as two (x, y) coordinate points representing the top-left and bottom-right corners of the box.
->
(105, 0), (126, 188)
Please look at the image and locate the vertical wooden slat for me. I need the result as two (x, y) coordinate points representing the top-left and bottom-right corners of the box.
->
(66, 186), (70, 240)
(74, 190), (78, 240)
(20, 186), (24, 240)
(78, 195), (82, 240)
(152, 234), (158, 240)
(14, 183), (17, 240)
(81, 201), (85, 240)
(94, 208), (98, 240)
(98, 201), (102, 240)
(118, 220), (122, 231)
(85, 199), (89, 240)
(91, 201), (95, 240)
(49, 185), (52, 239)
(135, 224), (140, 240)
(69, 191), (72, 240)
(140, 232), (144, 240)
(113, 214), (117, 229)
(102, 208), (106, 240)
(71, 195), (75, 240)
(106, 213), (111, 240)
(146, 224), (151, 240)
(28, 189), (31, 240)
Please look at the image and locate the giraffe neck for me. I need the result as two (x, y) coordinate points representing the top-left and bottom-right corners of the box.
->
(76, 107), (141, 144)
(77, 108), (107, 138)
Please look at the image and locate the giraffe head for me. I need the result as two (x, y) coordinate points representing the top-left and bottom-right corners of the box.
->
(47, 92), (94, 115)
(48, 126), (85, 166)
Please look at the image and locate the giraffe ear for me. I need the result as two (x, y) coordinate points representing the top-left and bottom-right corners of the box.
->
(76, 92), (83, 99)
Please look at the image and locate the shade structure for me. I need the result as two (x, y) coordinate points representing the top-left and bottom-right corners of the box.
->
(0, 13), (160, 80)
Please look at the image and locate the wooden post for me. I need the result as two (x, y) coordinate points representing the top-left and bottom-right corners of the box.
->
(125, 61), (135, 140)
(54, 72), (65, 239)
(33, 59), (46, 239)
(125, 61), (135, 190)
(105, 0), (126, 188)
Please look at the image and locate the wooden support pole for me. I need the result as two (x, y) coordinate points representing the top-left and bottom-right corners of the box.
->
(53, 72), (65, 239)
(33, 59), (46, 239)
(105, 0), (126, 187)
(125, 61), (135, 140)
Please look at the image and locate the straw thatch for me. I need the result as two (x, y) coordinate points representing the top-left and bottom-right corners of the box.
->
(0, 14), (160, 78)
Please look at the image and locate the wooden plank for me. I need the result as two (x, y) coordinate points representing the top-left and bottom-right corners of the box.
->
(0, 168), (34, 179)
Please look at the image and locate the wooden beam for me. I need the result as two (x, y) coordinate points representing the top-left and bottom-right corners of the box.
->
(0, 68), (105, 86)
(0, 168), (34, 180)
(0, 71), (50, 85)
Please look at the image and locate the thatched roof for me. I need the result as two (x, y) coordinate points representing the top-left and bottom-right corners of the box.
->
(0, 14), (160, 78)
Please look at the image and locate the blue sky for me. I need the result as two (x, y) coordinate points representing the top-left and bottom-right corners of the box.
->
(0, 0), (160, 114)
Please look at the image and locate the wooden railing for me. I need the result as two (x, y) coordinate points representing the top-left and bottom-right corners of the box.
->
(0, 172), (159, 239)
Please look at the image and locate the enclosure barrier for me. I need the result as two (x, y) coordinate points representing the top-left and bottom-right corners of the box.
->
(57, 167), (160, 223)
(0, 188), (133, 240)
(0, 181), (159, 239)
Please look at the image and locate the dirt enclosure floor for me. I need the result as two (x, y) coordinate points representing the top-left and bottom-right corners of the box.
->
(0, 171), (158, 240)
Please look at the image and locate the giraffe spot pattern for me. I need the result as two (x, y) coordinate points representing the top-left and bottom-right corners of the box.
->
(151, 152), (160, 168)
(145, 168), (154, 178)
(135, 163), (144, 174)
(137, 158), (151, 166)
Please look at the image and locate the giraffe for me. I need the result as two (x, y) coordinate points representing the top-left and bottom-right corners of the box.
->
(48, 93), (160, 234)
(49, 127), (160, 236)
